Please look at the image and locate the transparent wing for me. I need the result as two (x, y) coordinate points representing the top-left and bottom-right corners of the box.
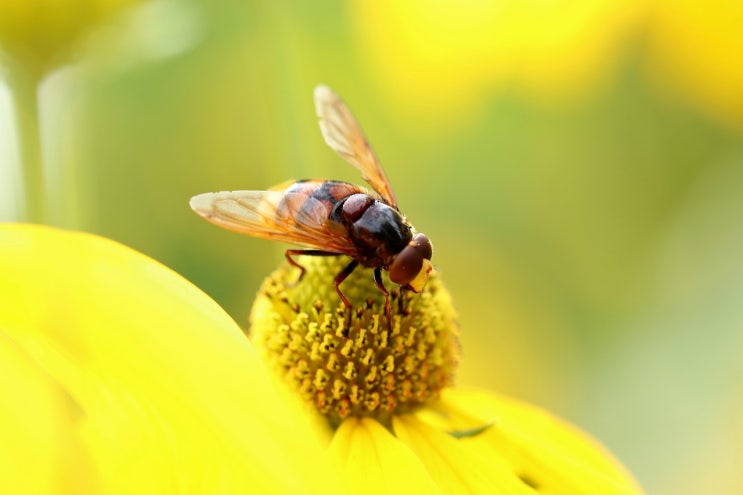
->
(189, 189), (358, 254)
(314, 85), (398, 208)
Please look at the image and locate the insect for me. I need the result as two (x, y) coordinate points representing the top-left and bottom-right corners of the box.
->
(190, 85), (433, 328)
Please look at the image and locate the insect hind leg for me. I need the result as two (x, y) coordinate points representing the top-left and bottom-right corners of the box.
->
(334, 259), (359, 336)
(283, 251), (370, 336)
(284, 249), (342, 286)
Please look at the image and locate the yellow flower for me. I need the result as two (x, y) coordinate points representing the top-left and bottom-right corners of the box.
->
(250, 255), (643, 493)
(0, 223), (643, 493)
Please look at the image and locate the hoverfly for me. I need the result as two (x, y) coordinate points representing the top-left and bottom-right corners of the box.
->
(190, 85), (433, 328)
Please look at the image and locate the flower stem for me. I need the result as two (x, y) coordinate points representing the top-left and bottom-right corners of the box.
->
(7, 66), (45, 223)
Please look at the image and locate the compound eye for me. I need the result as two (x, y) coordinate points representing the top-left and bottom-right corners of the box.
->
(389, 233), (433, 291)
(412, 233), (432, 260)
(389, 244), (424, 286)
(342, 194), (373, 222)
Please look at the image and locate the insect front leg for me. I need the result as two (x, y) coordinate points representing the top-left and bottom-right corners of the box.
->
(284, 249), (341, 286)
(373, 267), (392, 331)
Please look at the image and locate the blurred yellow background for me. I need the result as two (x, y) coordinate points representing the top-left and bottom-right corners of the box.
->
(2, 1), (742, 493)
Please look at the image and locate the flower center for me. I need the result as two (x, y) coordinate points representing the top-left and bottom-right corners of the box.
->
(250, 255), (460, 426)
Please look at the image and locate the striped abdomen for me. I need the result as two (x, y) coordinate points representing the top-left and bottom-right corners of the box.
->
(276, 180), (364, 231)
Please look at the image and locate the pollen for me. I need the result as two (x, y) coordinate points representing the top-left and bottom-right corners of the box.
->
(249, 255), (460, 426)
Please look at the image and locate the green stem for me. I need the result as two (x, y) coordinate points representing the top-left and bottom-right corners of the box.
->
(7, 66), (45, 223)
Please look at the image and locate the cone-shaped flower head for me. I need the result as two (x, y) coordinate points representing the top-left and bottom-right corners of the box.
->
(251, 256), (459, 426)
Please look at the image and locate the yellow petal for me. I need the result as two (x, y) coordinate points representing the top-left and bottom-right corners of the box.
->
(0, 224), (338, 494)
(392, 414), (533, 495)
(428, 388), (644, 495)
(328, 417), (440, 495)
(0, 333), (97, 494)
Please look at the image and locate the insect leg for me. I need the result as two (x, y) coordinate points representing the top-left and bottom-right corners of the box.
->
(334, 259), (359, 308)
(334, 259), (359, 336)
(373, 267), (392, 330)
(283, 251), (359, 335)
(398, 285), (410, 314)
(285, 249), (341, 285)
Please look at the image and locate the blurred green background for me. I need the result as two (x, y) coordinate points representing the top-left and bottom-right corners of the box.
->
(2, 1), (742, 493)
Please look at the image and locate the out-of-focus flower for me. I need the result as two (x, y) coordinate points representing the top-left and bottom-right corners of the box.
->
(646, 0), (743, 133)
(351, 0), (743, 133)
(1, 223), (643, 493)
(0, 0), (147, 224)
(351, 0), (641, 121)
(0, 0), (139, 76)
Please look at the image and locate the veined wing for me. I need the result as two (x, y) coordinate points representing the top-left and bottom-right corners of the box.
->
(189, 189), (357, 254)
(314, 85), (398, 208)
